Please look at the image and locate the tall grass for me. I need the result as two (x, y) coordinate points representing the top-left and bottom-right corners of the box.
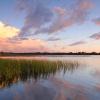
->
(0, 59), (79, 88)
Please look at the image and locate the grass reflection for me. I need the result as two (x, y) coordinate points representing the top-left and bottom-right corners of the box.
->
(0, 59), (79, 88)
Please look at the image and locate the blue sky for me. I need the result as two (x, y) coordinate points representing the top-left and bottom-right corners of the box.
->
(0, 0), (100, 52)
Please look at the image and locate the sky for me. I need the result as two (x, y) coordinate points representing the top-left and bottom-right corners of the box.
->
(0, 0), (100, 53)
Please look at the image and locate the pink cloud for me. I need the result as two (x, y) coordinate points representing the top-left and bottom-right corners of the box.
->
(35, 0), (93, 35)
(0, 38), (50, 52)
(16, 0), (94, 38)
(93, 18), (100, 26)
(53, 7), (66, 16)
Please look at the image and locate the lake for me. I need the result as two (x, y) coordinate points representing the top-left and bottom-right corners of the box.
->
(0, 55), (100, 100)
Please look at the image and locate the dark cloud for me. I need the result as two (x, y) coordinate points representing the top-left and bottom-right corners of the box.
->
(16, 0), (93, 39)
(93, 18), (100, 26)
(69, 41), (86, 46)
(89, 32), (100, 40)
(16, 0), (53, 38)
(70, 32), (100, 46)
(46, 37), (61, 41)
(35, 0), (93, 34)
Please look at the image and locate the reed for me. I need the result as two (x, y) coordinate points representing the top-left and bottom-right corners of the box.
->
(0, 59), (79, 88)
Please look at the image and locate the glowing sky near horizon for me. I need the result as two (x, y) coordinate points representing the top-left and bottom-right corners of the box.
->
(0, 0), (100, 52)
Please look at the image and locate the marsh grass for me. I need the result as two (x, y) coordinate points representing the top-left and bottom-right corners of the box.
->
(0, 59), (79, 88)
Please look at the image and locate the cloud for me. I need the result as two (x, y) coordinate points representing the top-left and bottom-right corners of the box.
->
(15, 0), (93, 39)
(69, 32), (100, 47)
(0, 38), (50, 52)
(16, 0), (53, 39)
(93, 18), (100, 26)
(0, 21), (19, 38)
(0, 21), (50, 52)
(69, 41), (86, 46)
(53, 7), (66, 16)
(34, 0), (93, 34)
(0, 21), (59, 52)
(89, 32), (100, 40)
(46, 37), (61, 41)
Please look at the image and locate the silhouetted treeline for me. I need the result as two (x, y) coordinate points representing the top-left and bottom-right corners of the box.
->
(0, 52), (100, 56)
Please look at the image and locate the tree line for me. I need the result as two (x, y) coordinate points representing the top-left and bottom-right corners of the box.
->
(0, 52), (100, 56)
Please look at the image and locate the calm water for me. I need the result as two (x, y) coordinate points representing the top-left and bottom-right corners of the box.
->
(0, 55), (100, 100)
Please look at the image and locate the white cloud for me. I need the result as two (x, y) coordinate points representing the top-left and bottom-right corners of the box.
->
(0, 21), (19, 38)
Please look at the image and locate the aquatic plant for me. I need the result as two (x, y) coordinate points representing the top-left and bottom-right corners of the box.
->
(0, 59), (79, 88)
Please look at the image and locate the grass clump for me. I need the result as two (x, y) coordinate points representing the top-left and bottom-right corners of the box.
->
(0, 59), (79, 88)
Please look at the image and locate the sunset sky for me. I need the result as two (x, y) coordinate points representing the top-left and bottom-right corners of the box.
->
(0, 0), (100, 52)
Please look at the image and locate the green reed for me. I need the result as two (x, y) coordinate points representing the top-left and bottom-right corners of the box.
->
(0, 59), (79, 88)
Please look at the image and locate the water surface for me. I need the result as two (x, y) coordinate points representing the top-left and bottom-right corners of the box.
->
(0, 55), (100, 100)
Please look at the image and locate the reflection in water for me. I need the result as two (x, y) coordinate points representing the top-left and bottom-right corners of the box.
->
(3, 78), (89, 100)
(0, 56), (100, 100)
(0, 59), (79, 88)
(50, 77), (89, 100)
